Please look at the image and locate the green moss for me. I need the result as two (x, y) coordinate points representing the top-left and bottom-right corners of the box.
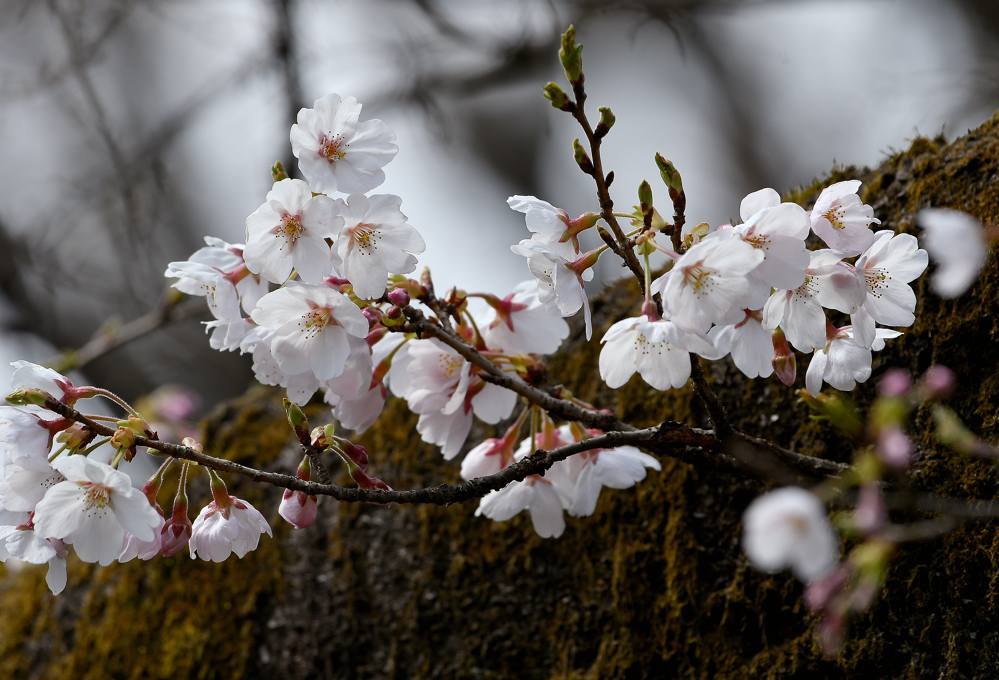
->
(1, 116), (997, 678)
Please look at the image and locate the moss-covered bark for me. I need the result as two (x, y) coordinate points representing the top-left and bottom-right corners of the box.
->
(1, 115), (996, 679)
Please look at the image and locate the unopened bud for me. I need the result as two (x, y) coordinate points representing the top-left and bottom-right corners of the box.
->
(542, 82), (571, 111)
(271, 160), (288, 182)
(594, 106), (615, 138)
(559, 25), (583, 85)
(387, 287), (410, 307)
(853, 484), (887, 534)
(283, 399), (310, 444)
(877, 368), (912, 397)
(57, 424), (96, 452)
(572, 138), (593, 175)
(771, 329), (797, 386)
(361, 306), (382, 326)
(876, 426), (913, 469)
(5, 388), (50, 407)
(655, 153), (683, 193)
(919, 365), (956, 400)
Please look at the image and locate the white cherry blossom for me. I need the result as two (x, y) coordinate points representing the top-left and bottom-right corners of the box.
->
(650, 235), (764, 331)
(165, 237), (266, 320)
(708, 309), (774, 379)
(33, 456), (161, 566)
(599, 315), (714, 390)
(805, 325), (900, 396)
(244, 178), (339, 284)
(479, 283), (569, 356)
(742, 487), (838, 583)
(290, 93), (397, 195)
(331, 193), (425, 299)
(476, 474), (568, 538)
(189, 491), (272, 562)
(0, 520), (68, 595)
(810, 180), (880, 256)
(250, 282), (369, 381)
(762, 250), (866, 352)
(732, 188), (811, 292)
(510, 239), (594, 339)
(848, 231), (928, 348)
(917, 208), (988, 299)
(561, 443), (661, 517)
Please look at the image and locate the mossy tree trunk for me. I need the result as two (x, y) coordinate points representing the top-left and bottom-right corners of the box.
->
(1, 116), (997, 680)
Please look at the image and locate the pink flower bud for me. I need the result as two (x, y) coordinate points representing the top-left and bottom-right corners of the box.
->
(919, 365), (956, 400)
(877, 426), (913, 469)
(805, 565), (848, 612)
(853, 484), (886, 534)
(341, 441), (369, 470)
(160, 504), (193, 557)
(279, 489), (319, 529)
(387, 288), (410, 307)
(386, 306), (402, 319)
(771, 329), (797, 386)
(361, 306), (382, 326)
(877, 368), (911, 397)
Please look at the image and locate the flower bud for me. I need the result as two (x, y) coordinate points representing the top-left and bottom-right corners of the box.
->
(876, 426), (913, 469)
(853, 484), (887, 534)
(160, 498), (193, 557)
(771, 329), (797, 386)
(5, 388), (50, 407)
(919, 365), (956, 400)
(283, 398), (310, 445)
(387, 287), (410, 307)
(655, 153), (683, 193)
(572, 138), (594, 175)
(542, 82), (571, 111)
(271, 160), (288, 182)
(558, 25), (583, 85)
(877, 368), (911, 397)
(361, 306), (382, 327)
(278, 456), (318, 529)
(595, 106), (615, 137)
(805, 565), (848, 612)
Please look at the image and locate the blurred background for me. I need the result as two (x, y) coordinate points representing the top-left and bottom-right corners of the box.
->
(1, 0), (996, 406)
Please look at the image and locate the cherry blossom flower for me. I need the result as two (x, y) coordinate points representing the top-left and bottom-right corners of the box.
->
(476, 473), (568, 538)
(393, 339), (515, 458)
(325, 334), (401, 433)
(8, 361), (82, 404)
(506, 195), (597, 249)
(917, 208), (988, 298)
(599, 314), (714, 390)
(0, 463), (65, 512)
(848, 231), (928, 348)
(560, 442), (661, 517)
(32, 456), (161, 566)
(204, 318), (254, 353)
(189, 474), (272, 562)
(708, 309), (774, 379)
(650, 235), (764, 331)
(805, 325), (900, 396)
(331, 193), (425, 299)
(290, 93), (397, 195)
(0, 519), (68, 595)
(459, 410), (529, 480)
(742, 487), (839, 583)
(510, 239), (595, 339)
(478, 283), (570, 356)
(762, 250), (866, 352)
(250, 282), (369, 381)
(731, 188), (811, 292)
(244, 178), (339, 284)
(165, 237), (266, 319)
(119, 516), (164, 562)
(809, 180), (880, 256)
(0, 406), (60, 472)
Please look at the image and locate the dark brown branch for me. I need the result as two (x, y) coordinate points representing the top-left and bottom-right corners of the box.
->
(42, 397), (708, 506)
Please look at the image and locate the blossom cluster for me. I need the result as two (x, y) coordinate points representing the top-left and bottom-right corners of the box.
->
(589, 183), (928, 396)
(0, 363), (271, 593)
